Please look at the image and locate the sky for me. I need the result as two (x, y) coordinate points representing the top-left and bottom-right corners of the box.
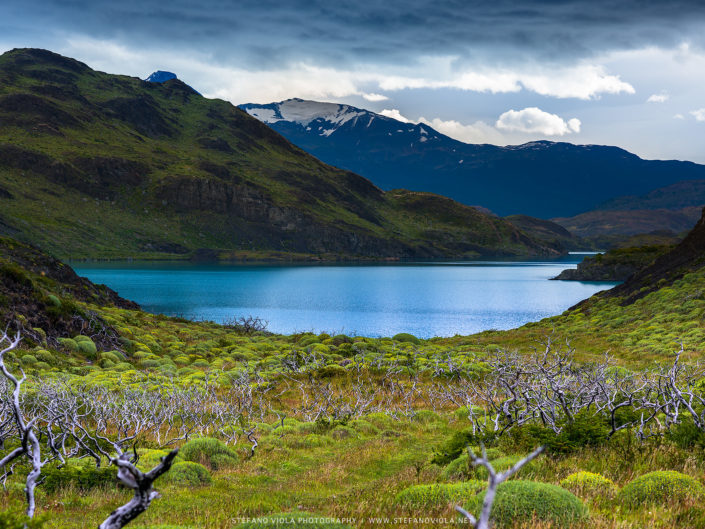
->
(2, 0), (705, 162)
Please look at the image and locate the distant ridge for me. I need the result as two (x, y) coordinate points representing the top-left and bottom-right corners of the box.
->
(241, 98), (705, 218)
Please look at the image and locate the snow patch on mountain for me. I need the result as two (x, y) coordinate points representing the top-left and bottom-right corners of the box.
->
(244, 98), (366, 131)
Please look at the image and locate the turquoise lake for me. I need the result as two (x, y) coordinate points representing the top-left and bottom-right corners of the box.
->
(73, 257), (617, 338)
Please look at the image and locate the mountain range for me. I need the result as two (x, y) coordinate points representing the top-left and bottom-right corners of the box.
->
(0, 48), (557, 260)
(240, 99), (705, 219)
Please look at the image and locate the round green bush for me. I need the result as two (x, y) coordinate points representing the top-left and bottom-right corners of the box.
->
(392, 333), (420, 345)
(618, 471), (705, 508)
(180, 437), (238, 470)
(164, 461), (212, 487)
(74, 337), (97, 357)
(58, 338), (79, 352)
(235, 512), (353, 529)
(560, 471), (617, 499)
(20, 354), (37, 366)
(47, 294), (61, 308)
(463, 480), (587, 528)
(35, 349), (53, 363)
(396, 481), (484, 507)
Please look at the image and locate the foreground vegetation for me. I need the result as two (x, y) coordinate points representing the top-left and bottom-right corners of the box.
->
(0, 212), (704, 528)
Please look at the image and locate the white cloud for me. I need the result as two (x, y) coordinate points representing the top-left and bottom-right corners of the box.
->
(674, 113), (685, 119)
(417, 117), (505, 144)
(378, 110), (504, 144)
(496, 107), (581, 135)
(519, 65), (634, 99)
(691, 108), (705, 121)
(379, 108), (412, 123)
(362, 93), (389, 102)
(58, 36), (635, 105)
(376, 63), (633, 100)
(647, 92), (669, 103)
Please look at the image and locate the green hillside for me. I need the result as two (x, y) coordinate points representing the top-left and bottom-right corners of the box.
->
(0, 48), (554, 260)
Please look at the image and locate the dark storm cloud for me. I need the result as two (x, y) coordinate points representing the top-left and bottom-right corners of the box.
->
(3, 0), (705, 68)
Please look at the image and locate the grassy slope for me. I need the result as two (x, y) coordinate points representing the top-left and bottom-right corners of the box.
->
(0, 48), (552, 260)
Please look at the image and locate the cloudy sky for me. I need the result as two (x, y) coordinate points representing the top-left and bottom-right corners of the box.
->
(2, 0), (705, 161)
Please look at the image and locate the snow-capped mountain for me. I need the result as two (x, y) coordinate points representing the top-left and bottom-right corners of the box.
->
(241, 98), (441, 143)
(240, 99), (705, 218)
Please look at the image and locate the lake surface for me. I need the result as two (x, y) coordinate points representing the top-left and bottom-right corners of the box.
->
(73, 258), (617, 338)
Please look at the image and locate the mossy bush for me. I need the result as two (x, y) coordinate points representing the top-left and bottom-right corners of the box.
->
(560, 471), (617, 499)
(180, 437), (238, 470)
(617, 471), (705, 508)
(20, 354), (37, 366)
(35, 349), (53, 363)
(58, 337), (79, 352)
(396, 481), (484, 507)
(235, 512), (353, 529)
(392, 333), (420, 345)
(463, 480), (587, 528)
(163, 461), (212, 487)
(74, 335), (97, 357)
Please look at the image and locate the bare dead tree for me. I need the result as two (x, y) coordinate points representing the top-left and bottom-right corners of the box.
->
(0, 331), (44, 518)
(455, 445), (545, 529)
(99, 448), (179, 529)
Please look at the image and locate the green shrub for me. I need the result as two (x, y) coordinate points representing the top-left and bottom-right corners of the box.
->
(473, 455), (532, 480)
(137, 449), (183, 470)
(0, 511), (46, 529)
(396, 481), (484, 507)
(46, 294), (61, 308)
(74, 336), (97, 357)
(392, 333), (420, 345)
(507, 411), (609, 455)
(35, 349), (53, 363)
(618, 471), (705, 508)
(42, 461), (115, 493)
(20, 355), (37, 366)
(668, 421), (705, 449)
(58, 338), (79, 352)
(234, 512), (353, 529)
(164, 461), (212, 487)
(432, 428), (497, 466)
(441, 449), (502, 481)
(560, 471), (617, 498)
(463, 480), (587, 528)
(180, 437), (238, 470)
